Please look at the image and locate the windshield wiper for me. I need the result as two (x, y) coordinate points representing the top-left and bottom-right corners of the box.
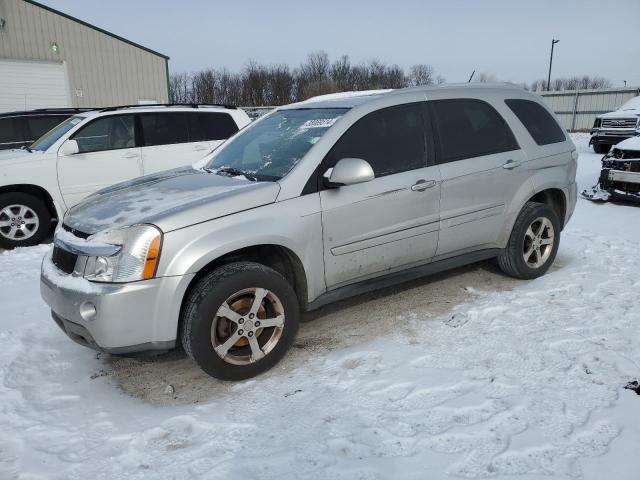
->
(21, 145), (33, 153)
(215, 166), (257, 181)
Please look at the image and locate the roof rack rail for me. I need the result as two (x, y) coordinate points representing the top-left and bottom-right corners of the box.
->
(32, 107), (98, 112)
(98, 103), (237, 112)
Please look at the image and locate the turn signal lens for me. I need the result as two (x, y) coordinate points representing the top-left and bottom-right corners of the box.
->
(142, 235), (161, 280)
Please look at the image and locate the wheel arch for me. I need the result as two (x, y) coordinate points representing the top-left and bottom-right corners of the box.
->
(528, 188), (567, 227)
(0, 184), (62, 223)
(177, 243), (310, 339)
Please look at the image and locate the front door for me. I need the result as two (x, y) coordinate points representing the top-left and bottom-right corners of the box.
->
(320, 102), (441, 289)
(429, 99), (530, 256)
(58, 114), (142, 207)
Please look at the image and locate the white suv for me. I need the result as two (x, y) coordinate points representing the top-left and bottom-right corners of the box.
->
(0, 105), (250, 248)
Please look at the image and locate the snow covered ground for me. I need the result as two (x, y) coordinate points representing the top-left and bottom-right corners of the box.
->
(1, 133), (640, 480)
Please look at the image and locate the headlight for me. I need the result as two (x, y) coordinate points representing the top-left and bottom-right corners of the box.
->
(84, 224), (162, 283)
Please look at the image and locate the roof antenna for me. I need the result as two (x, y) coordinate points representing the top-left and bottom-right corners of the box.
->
(468, 70), (475, 83)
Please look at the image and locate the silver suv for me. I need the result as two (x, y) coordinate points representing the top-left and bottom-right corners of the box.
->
(41, 84), (578, 380)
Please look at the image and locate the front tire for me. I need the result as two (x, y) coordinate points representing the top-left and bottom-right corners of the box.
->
(181, 262), (300, 380)
(593, 143), (611, 154)
(0, 192), (51, 249)
(497, 202), (561, 280)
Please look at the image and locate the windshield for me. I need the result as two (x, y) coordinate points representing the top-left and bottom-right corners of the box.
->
(206, 108), (348, 181)
(31, 115), (85, 152)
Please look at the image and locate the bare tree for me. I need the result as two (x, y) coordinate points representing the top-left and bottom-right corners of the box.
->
(408, 64), (435, 86)
(475, 72), (497, 83)
(170, 51), (450, 106)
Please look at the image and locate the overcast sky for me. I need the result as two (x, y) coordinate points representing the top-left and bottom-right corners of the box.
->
(43, 0), (640, 87)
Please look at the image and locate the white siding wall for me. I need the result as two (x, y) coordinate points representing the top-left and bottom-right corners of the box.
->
(539, 87), (640, 131)
(0, 0), (168, 109)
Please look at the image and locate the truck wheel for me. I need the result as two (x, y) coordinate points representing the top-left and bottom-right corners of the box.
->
(593, 143), (610, 154)
(181, 262), (300, 380)
(497, 202), (561, 280)
(0, 192), (52, 249)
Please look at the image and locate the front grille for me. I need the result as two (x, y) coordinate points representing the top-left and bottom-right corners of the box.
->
(52, 246), (78, 274)
(601, 118), (638, 129)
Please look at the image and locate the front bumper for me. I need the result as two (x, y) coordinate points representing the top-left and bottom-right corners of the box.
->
(40, 252), (194, 354)
(589, 130), (637, 146)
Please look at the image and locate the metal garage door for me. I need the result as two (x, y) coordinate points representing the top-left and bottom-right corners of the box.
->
(0, 60), (71, 113)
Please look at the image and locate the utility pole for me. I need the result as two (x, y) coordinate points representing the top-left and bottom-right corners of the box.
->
(547, 38), (560, 91)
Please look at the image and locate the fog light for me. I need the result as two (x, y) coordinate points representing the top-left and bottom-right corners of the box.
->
(79, 302), (97, 321)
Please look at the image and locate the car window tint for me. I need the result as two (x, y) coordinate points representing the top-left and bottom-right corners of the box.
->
(431, 99), (519, 163)
(325, 103), (426, 177)
(188, 112), (238, 141)
(72, 115), (135, 153)
(140, 113), (189, 146)
(0, 117), (24, 144)
(505, 99), (566, 145)
(27, 115), (69, 140)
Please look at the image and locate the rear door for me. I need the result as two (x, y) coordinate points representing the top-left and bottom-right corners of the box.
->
(430, 98), (529, 257)
(320, 102), (441, 288)
(139, 111), (241, 175)
(138, 112), (200, 174)
(58, 114), (142, 206)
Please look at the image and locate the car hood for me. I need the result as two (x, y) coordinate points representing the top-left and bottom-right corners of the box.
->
(614, 136), (640, 152)
(599, 108), (640, 119)
(64, 167), (281, 234)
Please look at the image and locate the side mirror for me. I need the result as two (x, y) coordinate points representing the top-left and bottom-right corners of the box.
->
(324, 158), (374, 187)
(59, 139), (79, 156)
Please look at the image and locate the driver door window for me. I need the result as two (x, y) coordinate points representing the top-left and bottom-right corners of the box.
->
(74, 115), (136, 153)
(58, 114), (142, 207)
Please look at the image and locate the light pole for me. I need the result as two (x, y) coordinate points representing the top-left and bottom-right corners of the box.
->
(547, 38), (560, 91)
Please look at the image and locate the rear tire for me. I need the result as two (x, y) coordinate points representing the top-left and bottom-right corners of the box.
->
(181, 262), (300, 380)
(497, 202), (561, 280)
(0, 192), (51, 249)
(593, 143), (611, 154)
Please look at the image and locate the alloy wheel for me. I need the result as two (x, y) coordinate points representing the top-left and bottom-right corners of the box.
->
(523, 216), (555, 269)
(0, 204), (40, 241)
(211, 287), (285, 365)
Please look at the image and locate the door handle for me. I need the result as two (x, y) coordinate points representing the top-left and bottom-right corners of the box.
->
(502, 159), (521, 170)
(193, 145), (209, 151)
(411, 179), (437, 191)
(123, 152), (139, 159)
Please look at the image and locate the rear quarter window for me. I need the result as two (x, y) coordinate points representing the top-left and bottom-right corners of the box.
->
(505, 99), (566, 146)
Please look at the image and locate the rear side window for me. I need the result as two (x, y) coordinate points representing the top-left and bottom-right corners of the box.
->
(72, 115), (135, 153)
(505, 99), (566, 145)
(139, 113), (189, 146)
(325, 103), (426, 177)
(430, 99), (519, 163)
(0, 117), (24, 144)
(27, 115), (69, 140)
(188, 112), (239, 141)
